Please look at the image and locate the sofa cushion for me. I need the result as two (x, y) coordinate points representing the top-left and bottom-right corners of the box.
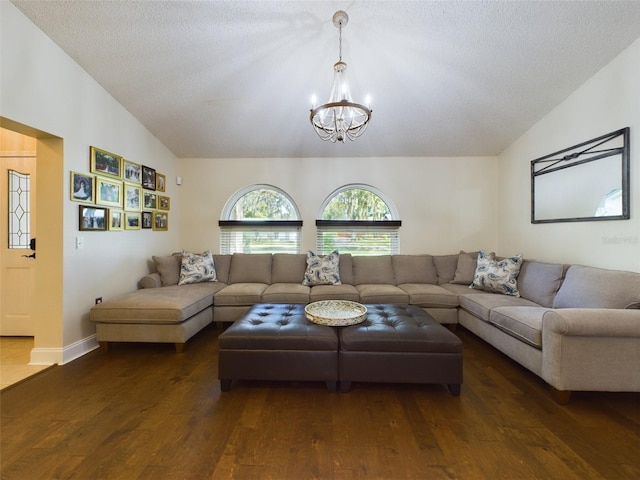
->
(392, 255), (437, 285)
(338, 254), (354, 285)
(213, 255), (232, 284)
(90, 282), (223, 324)
(517, 261), (565, 308)
(553, 265), (640, 309)
(489, 306), (550, 349)
(152, 253), (182, 286)
(179, 250), (217, 285)
(355, 284), (409, 304)
(309, 284), (360, 302)
(262, 283), (310, 304)
(353, 256), (394, 285)
(451, 251), (479, 284)
(228, 253), (272, 284)
(433, 254), (459, 284)
(471, 251), (523, 296)
(302, 251), (341, 286)
(272, 254), (307, 284)
(397, 284), (459, 308)
(459, 293), (539, 322)
(214, 283), (269, 306)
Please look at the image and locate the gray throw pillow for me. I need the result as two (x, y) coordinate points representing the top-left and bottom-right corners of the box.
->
(302, 250), (341, 286)
(178, 250), (217, 285)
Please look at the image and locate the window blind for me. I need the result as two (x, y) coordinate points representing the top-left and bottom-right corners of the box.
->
(315, 220), (401, 256)
(219, 220), (302, 254)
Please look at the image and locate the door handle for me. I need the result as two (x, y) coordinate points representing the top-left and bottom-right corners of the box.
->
(22, 253), (36, 259)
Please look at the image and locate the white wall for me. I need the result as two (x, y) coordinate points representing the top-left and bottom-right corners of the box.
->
(177, 156), (498, 255)
(1, 2), (179, 362)
(497, 37), (640, 272)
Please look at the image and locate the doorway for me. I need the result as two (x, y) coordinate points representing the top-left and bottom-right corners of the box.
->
(1, 117), (64, 371)
(1, 128), (37, 336)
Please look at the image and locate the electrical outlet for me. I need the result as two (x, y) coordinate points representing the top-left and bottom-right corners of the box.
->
(95, 297), (102, 304)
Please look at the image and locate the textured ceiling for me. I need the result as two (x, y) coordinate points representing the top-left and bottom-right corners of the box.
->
(12, 0), (640, 159)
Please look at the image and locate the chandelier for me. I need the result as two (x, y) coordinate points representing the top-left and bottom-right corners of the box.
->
(310, 11), (372, 143)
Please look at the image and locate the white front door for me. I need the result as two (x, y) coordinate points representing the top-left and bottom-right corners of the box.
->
(0, 129), (37, 336)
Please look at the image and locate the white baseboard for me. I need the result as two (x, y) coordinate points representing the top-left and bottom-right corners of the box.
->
(30, 334), (100, 366)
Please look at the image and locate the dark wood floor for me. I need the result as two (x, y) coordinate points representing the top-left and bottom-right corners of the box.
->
(1, 324), (638, 480)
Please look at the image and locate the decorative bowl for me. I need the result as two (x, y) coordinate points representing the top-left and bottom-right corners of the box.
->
(305, 300), (367, 326)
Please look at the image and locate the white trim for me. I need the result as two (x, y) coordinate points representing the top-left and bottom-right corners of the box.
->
(30, 334), (100, 366)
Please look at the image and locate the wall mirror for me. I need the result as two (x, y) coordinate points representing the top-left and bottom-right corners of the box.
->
(531, 127), (630, 224)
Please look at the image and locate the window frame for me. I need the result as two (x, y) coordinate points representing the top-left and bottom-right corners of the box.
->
(315, 184), (401, 255)
(219, 185), (302, 255)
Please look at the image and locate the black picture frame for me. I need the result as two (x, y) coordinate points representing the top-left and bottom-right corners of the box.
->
(142, 165), (156, 190)
(79, 205), (107, 231)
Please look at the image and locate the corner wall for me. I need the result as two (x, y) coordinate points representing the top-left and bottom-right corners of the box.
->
(1, 2), (180, 363)
(497, 37), (640, 272)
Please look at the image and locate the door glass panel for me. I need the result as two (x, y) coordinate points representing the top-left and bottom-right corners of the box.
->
(8, 169), (30, 248)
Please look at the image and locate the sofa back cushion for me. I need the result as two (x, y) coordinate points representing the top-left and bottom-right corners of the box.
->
(433, 254), (459, 284)
(517, 261), (565, 308)
(392, 255), (437, 284)
(353, 255), (394, 285)
(152, 254), (182, 286)
(272, 254), (307, 283)
(213, 255), (232, 284)
(228, 253), (272, 284)
(339, 254), (354, 285)
(451, 251), (480, 284)
(553, 264), (640, 309)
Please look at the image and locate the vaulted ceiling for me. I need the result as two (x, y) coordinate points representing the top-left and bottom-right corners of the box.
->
(12, 1), (640, 158)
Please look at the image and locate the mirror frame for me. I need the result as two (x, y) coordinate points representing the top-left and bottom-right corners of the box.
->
(531, 127), (630, 224)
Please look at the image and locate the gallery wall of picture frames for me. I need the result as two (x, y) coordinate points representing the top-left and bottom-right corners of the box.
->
(73, 146), (169, 232)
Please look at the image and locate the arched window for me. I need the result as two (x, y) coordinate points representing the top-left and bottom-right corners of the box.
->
(219, 185), (302, 254)
(316, 184), (401, 255)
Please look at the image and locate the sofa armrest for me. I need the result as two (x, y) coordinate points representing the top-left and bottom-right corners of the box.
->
(541, 309), (640, 393)
(543, 309), (640, 337)
(138, 272), (162, 289)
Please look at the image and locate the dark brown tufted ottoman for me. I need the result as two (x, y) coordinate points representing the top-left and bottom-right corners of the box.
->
(339, 304), (463, 395)
(218, 304), (339, 392)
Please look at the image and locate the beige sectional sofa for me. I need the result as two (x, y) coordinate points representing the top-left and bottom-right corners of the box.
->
(89, 251), (640, 403)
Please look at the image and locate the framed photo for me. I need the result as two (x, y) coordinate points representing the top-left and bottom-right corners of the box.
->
(109, 210), (123, 231)
(156, 173), (166, 192)
(79, 205), (107, 231)
(70, 171), (95, 203)
(158, 195), (170, 210)
(124, 183), (142, 211)
(142, 211), (153, 229)
(125, 212), (141, 230)
(123, 160), (142, 184)
(96, 177), (123, 208)
(143, 191), (157, 209)
(152, 211), (169, 231)
(90, 146), (122, 179)
(142, 165), (156, 190)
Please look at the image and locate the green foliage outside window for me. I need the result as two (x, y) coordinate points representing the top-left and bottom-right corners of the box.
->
(230, 189), (296, 220)
(322, 188), (391, 220)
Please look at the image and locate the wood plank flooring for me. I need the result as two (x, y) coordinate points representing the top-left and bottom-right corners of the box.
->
(1, 324), (638, 479)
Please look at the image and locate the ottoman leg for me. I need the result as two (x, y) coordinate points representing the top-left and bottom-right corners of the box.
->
(448, 383), (461, 396)
(326, 381), (337, 393)
(339, 381), (352, 393)
(220, 379), (232, 392)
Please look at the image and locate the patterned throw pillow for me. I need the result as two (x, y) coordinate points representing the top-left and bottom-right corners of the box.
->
(302, 250), (341, 286)
(178, 250), (217, 285)
(471, 250), (523, 296)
